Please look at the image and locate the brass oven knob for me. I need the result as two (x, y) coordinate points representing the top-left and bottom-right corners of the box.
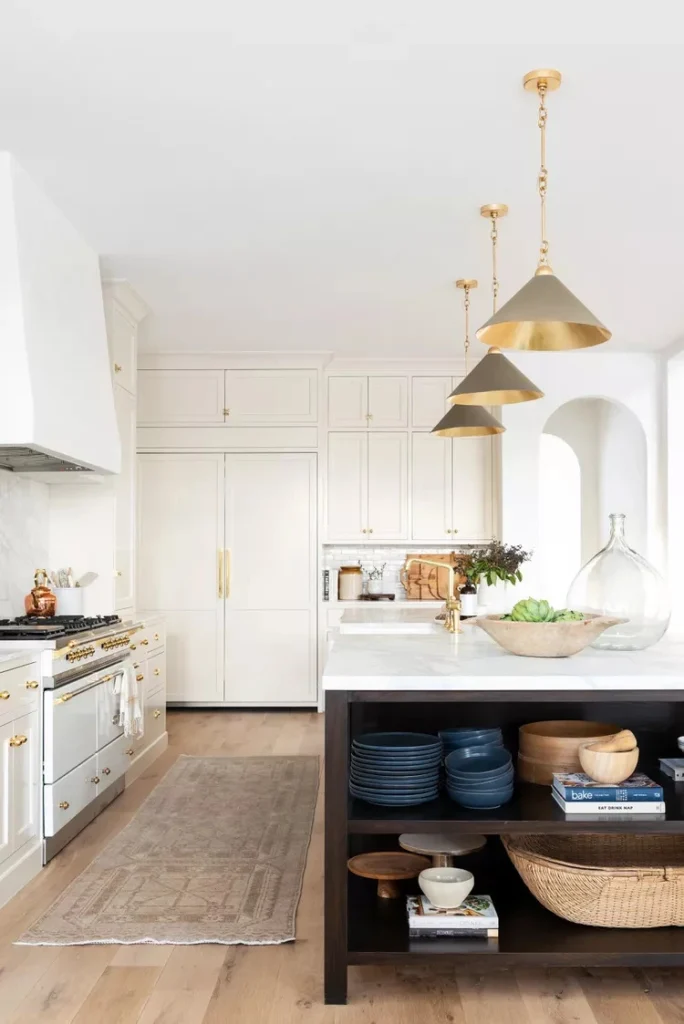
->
(25, 680), (39, 689)
(91, 776), (100, 784)
(102, 767), (111, 775)
(136, 673), (144, 682)
(0, 691), (9, 700)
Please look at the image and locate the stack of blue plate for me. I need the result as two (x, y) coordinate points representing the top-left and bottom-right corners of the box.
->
(439, 727), (503, 761)
(349, 732), (441, 806)
(445, 746), (514, 809)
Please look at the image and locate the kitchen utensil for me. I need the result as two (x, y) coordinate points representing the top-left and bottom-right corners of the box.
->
(347, 852), (431, 899)
(519, 721), (620, 760)
(579, 743), (640, 784)
(24, 569), (57, 618)
(53, 587), (84, 617)
(418, 867), (474, 909)
(475, 613), (626, 657)
(76, 572), (98, 588)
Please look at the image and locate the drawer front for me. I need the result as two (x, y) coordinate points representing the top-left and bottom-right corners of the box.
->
(0, 661), (40, 720)
(145, 689), (166, 748)
(44, 684), (98, 784)
(130, 623), (164, 656)
(97, 733), (130, 791)
(96, 675), (124, 748)
(145, 651), (165, 701)
(44, 753), (99, 836)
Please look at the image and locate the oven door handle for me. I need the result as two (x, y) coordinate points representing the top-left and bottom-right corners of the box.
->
(52, 668), (124, 705)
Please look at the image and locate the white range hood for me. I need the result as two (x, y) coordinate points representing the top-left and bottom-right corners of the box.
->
(0, 153), (119, 476)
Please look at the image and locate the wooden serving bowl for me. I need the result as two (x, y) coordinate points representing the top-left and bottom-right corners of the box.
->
(520, 721), (620, 760)
(579, 743), (640, 784)
(475, 614), (625, 658)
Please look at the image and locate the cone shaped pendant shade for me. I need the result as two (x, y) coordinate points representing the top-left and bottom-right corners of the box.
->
(432, 403), (504, 438)
(449, 348), (544, 405)
(476, 270), (611, 352)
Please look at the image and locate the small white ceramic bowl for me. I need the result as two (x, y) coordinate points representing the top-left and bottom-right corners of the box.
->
(418, 867), (474, 909)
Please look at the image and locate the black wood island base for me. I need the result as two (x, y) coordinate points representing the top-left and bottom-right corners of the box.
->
(324, 688), (684, 1005)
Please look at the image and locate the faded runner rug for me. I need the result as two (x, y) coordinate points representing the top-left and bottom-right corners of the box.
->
(18, 755), (319, 946)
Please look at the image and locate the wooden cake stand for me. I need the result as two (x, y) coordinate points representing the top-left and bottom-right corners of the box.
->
(347, 852), (431, 898)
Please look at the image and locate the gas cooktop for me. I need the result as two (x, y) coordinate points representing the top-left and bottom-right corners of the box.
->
(0, 615), (121, 639)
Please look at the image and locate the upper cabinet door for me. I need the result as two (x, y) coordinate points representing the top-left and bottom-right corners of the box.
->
(412, 377), (452, 429)
(411, 432), (453, 541)
(137, 370), (226, 425)
(327, 377), (368, 428)
(108, 302), (137, 396)
(223, 370), (318, 425)
(367, 433), (408, 539)
(368, 377), (408, 428)
(452, 437), (494, 541)
(113, 385), (136, 611)
(326, 433), (368, 540)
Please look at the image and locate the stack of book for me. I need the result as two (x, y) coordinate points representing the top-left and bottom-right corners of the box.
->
(551, 772), (665, 819)
(406, 894), (498, 939)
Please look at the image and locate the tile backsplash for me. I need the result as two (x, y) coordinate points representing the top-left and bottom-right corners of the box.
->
(0, 470), (50, 617)
(322, 543), (478, 601)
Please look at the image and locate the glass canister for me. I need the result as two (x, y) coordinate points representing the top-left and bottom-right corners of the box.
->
(566, 513), (670, 650)
(338, 565), (363, 601)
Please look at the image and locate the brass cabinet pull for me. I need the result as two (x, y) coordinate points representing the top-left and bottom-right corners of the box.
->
(225, 549), (231, 598)
(113, 363), (122, 373)
(9, 735), (27, 747)
(129, 644), (137, 650)
(218, 549), (224, 599)
(154, 668), (161, 676)
(140, 639), (149, 646)
(153, 709), (162, 719)
(125, 748), (135, 756)
(154, 633), (160, 641)
(91, 776), (100, 784)
(223, 407), (230, 416)
(0, 691), (9, 700)
(54, 692), (74, 705)
(102, 767), (111, 775)
(25, 680), (39, 690)
(59, 801), (69, 810)
(368, 528), (374, 534)
(136, 673), (144, 682)
(361, 528), (367, 534)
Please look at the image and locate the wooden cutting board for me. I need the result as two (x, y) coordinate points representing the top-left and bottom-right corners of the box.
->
(401, 553), (467, 601)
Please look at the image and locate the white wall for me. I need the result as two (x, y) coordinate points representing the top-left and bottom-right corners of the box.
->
(0, 470), (49, 617)
(501, 351), (664, 597)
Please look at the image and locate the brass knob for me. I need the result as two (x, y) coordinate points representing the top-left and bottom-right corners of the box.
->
(368, 528), (374, 534)
(446, 529), (452, 534)
(153, 709), (162, 719)
(9, 735), (27, 747)
(126, 748), (135, 756)
(140, 639), (149, 646)
(129, 644), (137, 651)
(115, 570), (122, 577)
(25, 680), (39, 689)
(91, 776), (100, 784)
(0, 691), (9, 700)
(154, 633), (160, 640)
(59, 801), (69, 810)
(136, 673), (144, 682)
(154, 668), (160, 676)
(114, 363), (122, 373)
(102, 767), (111, 775)
(361, 529), (367, 534)
(223, 407), (230, 416)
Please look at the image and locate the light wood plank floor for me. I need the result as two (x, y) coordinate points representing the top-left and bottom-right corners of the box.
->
(1, 710), (684, 1022)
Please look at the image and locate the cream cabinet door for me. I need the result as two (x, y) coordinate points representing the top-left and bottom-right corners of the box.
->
(109, 301), (137, 396)
(327, 377), (368, 428)
(452, 437), (494, 541)
(412, 377), (452, 429)
(11, 710), (39, 852)
(113, 384), (136, 610)
(224, 370), (317, 424)
(224, 453), (316, 704)
(137, 453), (225, 703)
(367, 433), (408, 540)
(411, 432), (453, 540)
(368, 377), (408, 427)
(326, 433), (368, 540)
(137, 370), (226, 425)
(0, 721), (12, 865)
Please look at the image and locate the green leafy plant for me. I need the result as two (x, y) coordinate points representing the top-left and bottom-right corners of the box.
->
(460, 541), (532, 588)
(500, 598), (584, 623)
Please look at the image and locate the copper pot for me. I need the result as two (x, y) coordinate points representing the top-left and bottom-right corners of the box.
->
(24, 569), (56, 618)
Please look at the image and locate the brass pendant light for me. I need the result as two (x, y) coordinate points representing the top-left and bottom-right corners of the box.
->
(476, 69), (611, 351)
(432, 280), (505, 438)
(448, 204), (544, 406)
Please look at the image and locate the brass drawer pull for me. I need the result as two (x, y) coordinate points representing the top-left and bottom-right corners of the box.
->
(101, 767), (111, 775)
(136, 673), (144, 682)
(154, 668), (161, 677)
(91, 776), (100, 785)
(25, 680), (39, 690)
(9, 735), (27, 747)
(129, 644), (137, 651)
(59, 801), (69, 810)
(154, 633), (160, 641)
(140, 639), (149, 646)
(153, 709), (162, 719)
(125, 748), (135, 756)
(0, 691), (9, 700)
(114, 363), (122, 373)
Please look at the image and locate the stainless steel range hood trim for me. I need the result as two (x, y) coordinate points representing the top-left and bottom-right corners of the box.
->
(0, 444), (114, 475)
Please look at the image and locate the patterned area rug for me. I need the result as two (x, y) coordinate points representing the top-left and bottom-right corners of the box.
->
(18, 755), (319, 946)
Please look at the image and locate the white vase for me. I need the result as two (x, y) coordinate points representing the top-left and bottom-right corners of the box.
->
(366, 578), (383, 596)
(477, 579), (510, 612)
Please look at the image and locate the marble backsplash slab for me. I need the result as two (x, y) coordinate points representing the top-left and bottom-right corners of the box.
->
(0, 470), (49, 617)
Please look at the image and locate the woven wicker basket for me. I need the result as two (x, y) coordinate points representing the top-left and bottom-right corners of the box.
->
(503, 834), (684, 928)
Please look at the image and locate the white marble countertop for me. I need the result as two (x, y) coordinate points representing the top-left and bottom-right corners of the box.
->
(339, 606), (443, 635)
(323, 627), (684, 691)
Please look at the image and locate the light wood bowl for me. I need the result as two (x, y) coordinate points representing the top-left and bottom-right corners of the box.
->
(475, 614), (626, 658)
(520, 721), (620, 761)
(579, 744), (640, 784)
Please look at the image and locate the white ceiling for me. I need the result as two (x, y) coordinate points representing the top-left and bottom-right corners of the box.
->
(1, 6), (683, 356)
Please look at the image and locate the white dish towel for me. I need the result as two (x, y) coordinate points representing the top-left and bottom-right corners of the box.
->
(114, 662), (144, 739)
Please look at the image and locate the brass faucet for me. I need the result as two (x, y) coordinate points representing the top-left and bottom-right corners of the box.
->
(401, 558), (462, 633)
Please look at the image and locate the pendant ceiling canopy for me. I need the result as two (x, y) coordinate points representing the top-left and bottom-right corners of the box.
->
(474, 69), (611, 352)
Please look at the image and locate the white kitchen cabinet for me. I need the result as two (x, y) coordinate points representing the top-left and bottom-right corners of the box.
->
(137, 453), (225, 703)
(328, 376), (408, 429)
(224, 370), (317, 424)
(412, 377), (453, 429)
(411, 432), (453, 540)
(107, 303), (137, 396)
(113, 384), (136, 610)
(11, 710), (39, 852)
(0, 722), (11, 865)
(138, 370), (226, 426)
(223, 453), (316, 704)
(326, 433), (368, 540)
(452, 436), (494, 540)
(367, 433), (408, 539)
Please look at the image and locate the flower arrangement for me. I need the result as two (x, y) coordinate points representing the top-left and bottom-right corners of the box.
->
(460, 542), (532, 588)
(363, 563), (386, 581)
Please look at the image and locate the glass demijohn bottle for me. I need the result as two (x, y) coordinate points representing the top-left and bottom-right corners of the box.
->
(566, 513), (670, 651)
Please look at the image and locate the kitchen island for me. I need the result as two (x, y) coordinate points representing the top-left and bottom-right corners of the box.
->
(323, 628), (684, 1004)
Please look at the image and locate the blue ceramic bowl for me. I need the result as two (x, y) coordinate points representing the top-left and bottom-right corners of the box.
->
(352, 732), (441, 753)
(446, 766), (514, 789)
(442, 741), (503, 758)
(439, 728), (502, 744)
(446, 786), (514, 809)
(444, 747), (512, 779)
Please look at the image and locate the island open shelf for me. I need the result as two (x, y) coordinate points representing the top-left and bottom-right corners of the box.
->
(324, 672), (684, 1005)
